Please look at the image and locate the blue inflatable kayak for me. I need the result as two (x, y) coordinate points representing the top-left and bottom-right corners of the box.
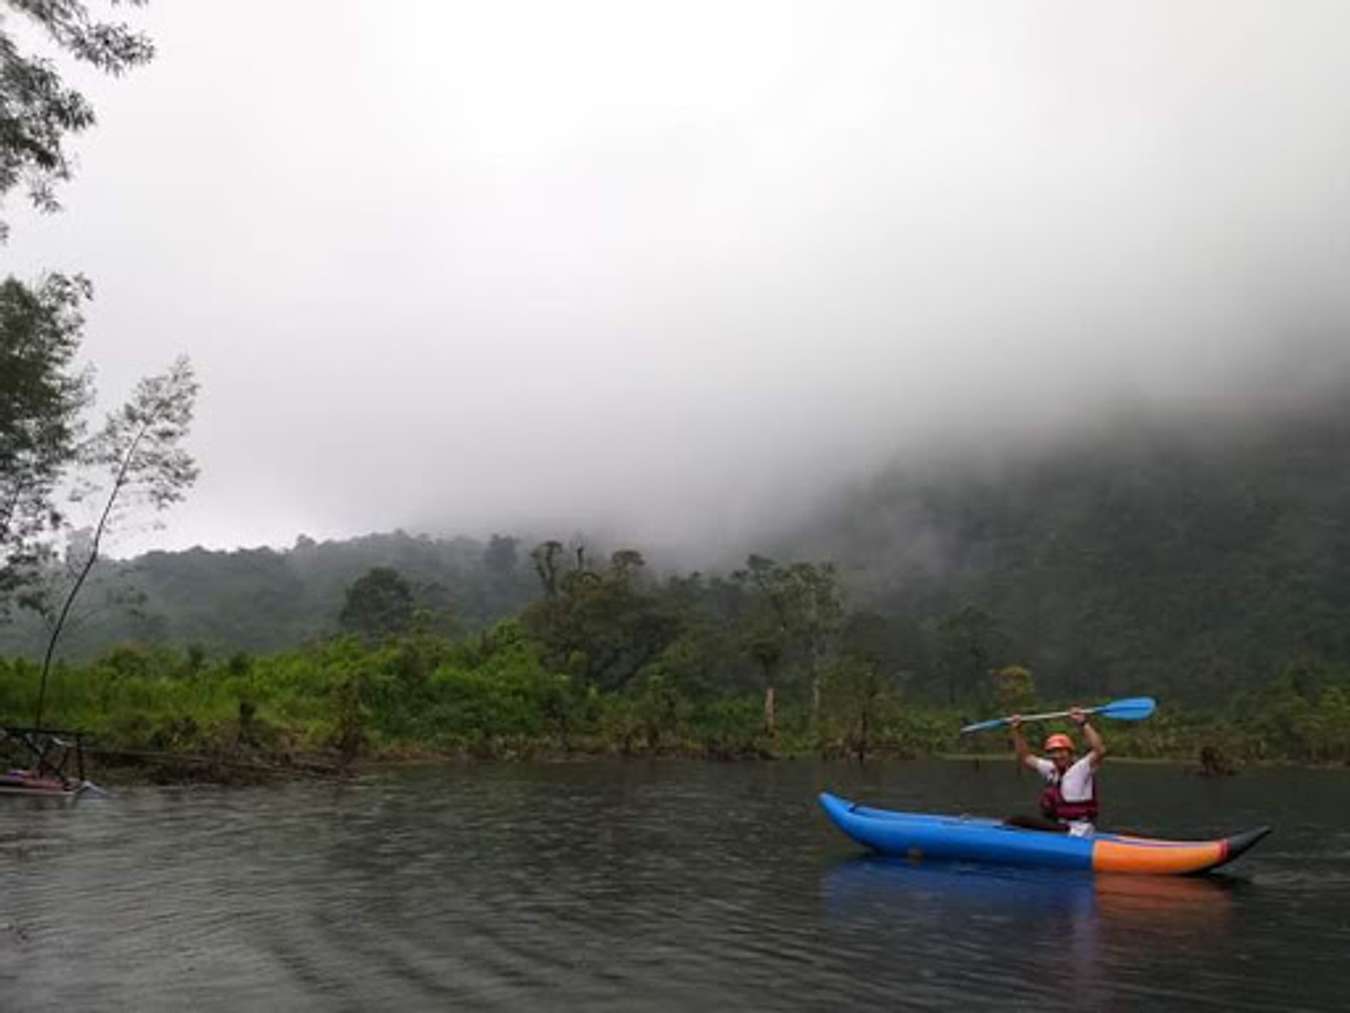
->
(819, 792), (1269, 875)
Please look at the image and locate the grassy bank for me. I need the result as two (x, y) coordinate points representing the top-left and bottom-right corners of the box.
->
(3, 623), (1349, 782)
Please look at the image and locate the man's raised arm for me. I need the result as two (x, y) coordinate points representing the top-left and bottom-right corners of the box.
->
(1071, 707), (1107, 768)
(1009, 715), (1040, 771)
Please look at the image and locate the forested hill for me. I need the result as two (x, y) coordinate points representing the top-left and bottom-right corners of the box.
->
(783, 390), (1350, 703)
(3, 391), (1349, 706)
(0, 531), (540, 659)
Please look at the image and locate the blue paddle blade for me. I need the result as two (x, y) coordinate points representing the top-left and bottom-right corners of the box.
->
(1093, 696), (1156, 721)
(958, 717), (1008, 734)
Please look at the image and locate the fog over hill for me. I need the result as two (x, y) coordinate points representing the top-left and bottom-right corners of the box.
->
(5, 1), (1349, 562)
(3, 380), (1348, 710)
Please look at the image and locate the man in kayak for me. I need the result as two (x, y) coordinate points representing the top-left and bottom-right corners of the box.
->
(1008, 707), (1104, 836)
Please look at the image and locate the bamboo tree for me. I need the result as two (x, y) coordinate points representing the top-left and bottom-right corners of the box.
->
(735, 555), (790, 736)
(783, 561), (843, 729)
(33, 356), (197, 726)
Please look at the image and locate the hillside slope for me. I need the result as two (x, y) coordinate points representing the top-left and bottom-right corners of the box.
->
(790, 394), (1350, 701)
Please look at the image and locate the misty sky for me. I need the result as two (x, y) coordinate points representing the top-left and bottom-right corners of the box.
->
(4, 0), (1349, 560)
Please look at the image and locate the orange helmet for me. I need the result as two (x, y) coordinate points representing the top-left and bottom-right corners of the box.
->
(1043, 733), (1075, 753)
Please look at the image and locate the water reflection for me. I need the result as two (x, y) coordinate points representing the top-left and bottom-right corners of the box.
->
(821, 856), (1239, 1007)
(823, 855), (1237, 925)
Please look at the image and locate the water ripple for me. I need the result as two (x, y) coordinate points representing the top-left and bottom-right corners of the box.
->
(1, 759), (1347, 1009)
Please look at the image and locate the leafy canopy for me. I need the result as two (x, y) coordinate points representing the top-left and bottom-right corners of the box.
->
(1, 1), (157, 611)
(0, 272), (91, 605)
(340, 567), (416, 641)
(0, 0), (153, 240)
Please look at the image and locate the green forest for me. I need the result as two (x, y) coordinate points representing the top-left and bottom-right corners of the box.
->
(788, 392), (1350, 707)
(3, 390), (1349, 773)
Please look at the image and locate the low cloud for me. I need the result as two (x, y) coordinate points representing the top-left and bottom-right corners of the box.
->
(6, 0), (1347, 563)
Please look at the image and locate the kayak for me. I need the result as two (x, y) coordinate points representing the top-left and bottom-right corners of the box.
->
(819, 792), (1270, 875)
(0, 768), (86, 798)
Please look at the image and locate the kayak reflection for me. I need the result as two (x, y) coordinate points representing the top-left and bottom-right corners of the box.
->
(822, 858), (1240, 1006)
(822, 855), (1238, 927)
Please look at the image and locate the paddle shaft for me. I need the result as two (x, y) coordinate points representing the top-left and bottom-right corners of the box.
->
(958, 696), (1155, 734)
(1006, 706), (1093, 725)
(959, 706), (1090, 734)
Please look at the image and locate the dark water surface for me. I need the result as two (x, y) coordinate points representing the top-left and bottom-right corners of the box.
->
(2, 759), (1348, 1010)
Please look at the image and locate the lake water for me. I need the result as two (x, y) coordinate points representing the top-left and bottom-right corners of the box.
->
(1, 759), (1347, 1010)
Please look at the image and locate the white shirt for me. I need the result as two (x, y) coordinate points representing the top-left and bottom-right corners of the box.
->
(1033, 755), (1096, 837)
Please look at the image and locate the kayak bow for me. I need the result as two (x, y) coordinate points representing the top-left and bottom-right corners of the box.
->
(819, 793), (1269, 876)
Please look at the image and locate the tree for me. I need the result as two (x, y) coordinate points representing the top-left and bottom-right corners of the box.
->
(1, 0), (154, 239)
(609, 548), (645, 581)
(483, 533), (518, 576)
(32, 355), (198, 725)
(815, 609), (910, 762)
(991, 664), (1035, 715)
(408, 577), (458, 638)
(839, 610), (898, 671)
(3, 1), (156, 612)
(731, 554), (843, 734)
(733, 554), (792, 736)
(936, 604), (1007, 706)
(520, 548), (679, 690)
(339, 566), (415, 640)
(821, 656), (901, 764)
(0, 272), (92, 608)
(16, 530), (148, 650)
(746, 632), (783, 735)
(529, 540), (563, 598)
(781, 561), (844, 727)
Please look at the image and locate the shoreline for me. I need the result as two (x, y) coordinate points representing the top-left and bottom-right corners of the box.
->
(73, 743), (1350, 789)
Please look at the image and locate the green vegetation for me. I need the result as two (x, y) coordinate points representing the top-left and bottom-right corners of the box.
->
(5, 389), (1350, 707)
(786, 393), (1350, 706)
(8, 387), (1350, 710)
(0, 530), (541, 658)
(3, 1), (200, 695)
(28, 358), (198, 727)
(338, 566), (417, 640)
(0, 622), (961, 767)
(6, 390), (1350, 775)
(3, 562), (1348, 775)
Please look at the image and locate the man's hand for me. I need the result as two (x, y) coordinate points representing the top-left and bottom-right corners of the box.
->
(1009, 714), (1022, 730)
(1069, 707), (1088, 726)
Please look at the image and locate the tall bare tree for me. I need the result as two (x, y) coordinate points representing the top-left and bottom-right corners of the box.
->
(33, 356), (197, 725)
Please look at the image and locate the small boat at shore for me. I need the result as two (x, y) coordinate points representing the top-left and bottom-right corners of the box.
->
(0, 768), (89, 797)
(819, 792), (1270, 876)
(0, 726), (98, 798)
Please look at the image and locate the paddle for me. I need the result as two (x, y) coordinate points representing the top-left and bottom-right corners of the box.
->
(959, 696), (1156, 735)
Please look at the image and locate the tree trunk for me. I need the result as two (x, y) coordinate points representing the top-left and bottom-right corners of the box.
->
(763, 685), (776, 736)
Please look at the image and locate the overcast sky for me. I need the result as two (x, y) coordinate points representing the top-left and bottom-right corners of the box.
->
(4, 0), (1349, 560)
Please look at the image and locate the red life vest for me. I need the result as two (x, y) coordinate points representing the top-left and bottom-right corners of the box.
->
(1039, 769), (1099, 823)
